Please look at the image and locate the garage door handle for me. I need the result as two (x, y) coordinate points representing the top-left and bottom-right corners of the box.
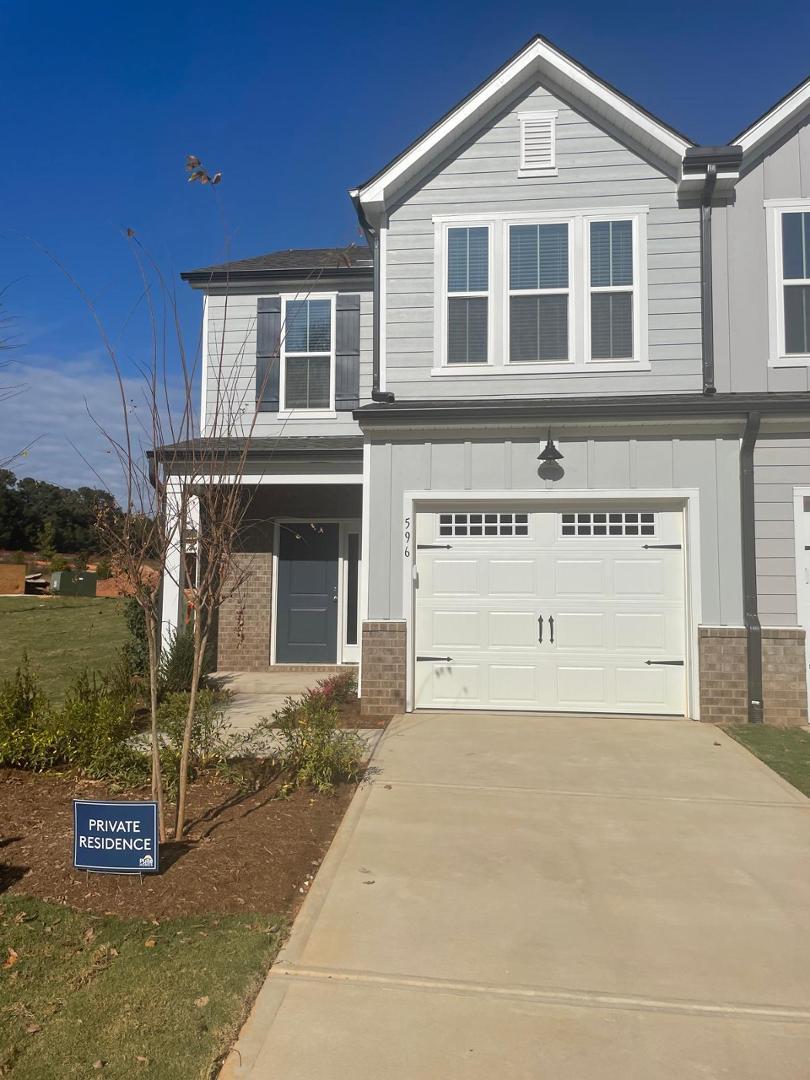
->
(537, 615), (543, 643)
(549, 615), (555, 644)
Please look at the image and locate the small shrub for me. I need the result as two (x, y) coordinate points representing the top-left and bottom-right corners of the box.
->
(0, 659), (146, 783)
(49, 555), (71, 573)
(12, 550), (25, 565)
(95, 557), (112, 580)
(308, 670), (357, 708)
(157, 689), (252, 795)
(159, 627), (216, 696)
(271, 693), (364, 795)
(122, 596), (149, 676)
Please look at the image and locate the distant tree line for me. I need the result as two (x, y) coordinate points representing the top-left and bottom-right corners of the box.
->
(0, 469), (119, 553)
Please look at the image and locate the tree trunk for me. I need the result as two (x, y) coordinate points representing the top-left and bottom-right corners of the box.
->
(145, 618), (166, 843)
(174, 613), (208, 838)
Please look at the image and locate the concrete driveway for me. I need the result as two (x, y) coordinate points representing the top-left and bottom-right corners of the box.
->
(222, 712), (810, 1079)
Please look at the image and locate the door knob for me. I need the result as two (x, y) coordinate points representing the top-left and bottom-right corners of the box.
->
(332, 591), (338, 602)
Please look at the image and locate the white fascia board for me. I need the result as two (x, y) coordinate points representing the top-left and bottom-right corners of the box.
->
(736, 80), (810, 158)
(355, 38), (691, 216)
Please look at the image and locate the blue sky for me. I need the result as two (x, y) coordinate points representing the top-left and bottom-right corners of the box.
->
(1, 0), (807, 492)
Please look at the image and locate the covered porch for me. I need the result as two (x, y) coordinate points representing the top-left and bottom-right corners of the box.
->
(158, 436), (364, 673)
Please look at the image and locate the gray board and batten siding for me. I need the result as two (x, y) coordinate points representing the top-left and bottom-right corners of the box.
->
(383, 79), (703, 400)
(366, 434), (743, 629)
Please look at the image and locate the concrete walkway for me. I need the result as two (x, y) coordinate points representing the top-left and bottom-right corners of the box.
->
(222, 712), (810, 1079)
(218, 670), (336, 733)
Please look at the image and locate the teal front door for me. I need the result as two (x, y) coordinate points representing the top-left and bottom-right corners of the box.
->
(276, 523), (339, 664)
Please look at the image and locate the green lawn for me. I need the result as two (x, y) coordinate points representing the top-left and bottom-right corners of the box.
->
(0, 597), (127, 700)
(0, 896), (283, 1079)
(724, 725), (810, 798)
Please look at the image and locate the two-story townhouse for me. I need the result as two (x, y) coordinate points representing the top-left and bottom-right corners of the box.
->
(158, 36), (810, 728)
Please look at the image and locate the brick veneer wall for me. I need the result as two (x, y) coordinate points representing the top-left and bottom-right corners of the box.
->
(698, 626), (807, 727)
(361, 621), (407, 716)
(216, 552), (273, 671)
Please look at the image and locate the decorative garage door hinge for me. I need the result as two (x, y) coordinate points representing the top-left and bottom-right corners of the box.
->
(644, 659), (684, 666)
(417, 544), (453, 550)
(416, 655), (453, 662)
(642, 544), (682, 549)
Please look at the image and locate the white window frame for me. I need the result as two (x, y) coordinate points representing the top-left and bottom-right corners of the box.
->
(435, 221), (494, 368)
(584, 213), (646, 367)
(278, 292), (337, 417)
(766, 199), (810, 367)
(433, 208), (649, 376)
(518, 110), (558, 178)
(506, 218), (573, 368)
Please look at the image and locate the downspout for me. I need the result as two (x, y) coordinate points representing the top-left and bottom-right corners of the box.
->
(350, 191), (395, 404)
(740, 411), (763, 723)
(700, 164), (717, 395)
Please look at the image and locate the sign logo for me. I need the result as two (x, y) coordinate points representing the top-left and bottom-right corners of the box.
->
(73, 800), (159, 874)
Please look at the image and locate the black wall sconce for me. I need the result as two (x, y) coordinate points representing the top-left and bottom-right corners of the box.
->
(538, 430), (563, 463)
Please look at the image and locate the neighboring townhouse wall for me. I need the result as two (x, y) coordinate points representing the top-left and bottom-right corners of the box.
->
(203, 283), (373, 437)
(384, 79), (703, 399)
(365, 432), (743, 626)
(755, 435), (810, 626)
(713, 119), (810, 393)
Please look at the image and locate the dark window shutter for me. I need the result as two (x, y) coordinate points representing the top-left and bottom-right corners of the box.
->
(335, 293), (361, 411)
(256, 296), (281, 412)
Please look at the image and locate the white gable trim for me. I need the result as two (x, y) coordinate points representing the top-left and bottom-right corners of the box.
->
(735, 79), (810, 160)
(351, 37), (691, 219)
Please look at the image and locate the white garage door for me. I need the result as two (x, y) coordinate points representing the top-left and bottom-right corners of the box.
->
(414, 505), (687, 715)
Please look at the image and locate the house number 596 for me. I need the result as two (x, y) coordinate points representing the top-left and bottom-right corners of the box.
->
(404, 516), (411, 557)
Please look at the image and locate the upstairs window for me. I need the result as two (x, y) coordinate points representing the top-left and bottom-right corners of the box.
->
(782, 211), (810, 355)
(518, 111), (557, 177)
(446, 226), (489, 364)
(589, 219), (634, 360)
(283, 298), (332, 410)
(509, 223), (569, 362)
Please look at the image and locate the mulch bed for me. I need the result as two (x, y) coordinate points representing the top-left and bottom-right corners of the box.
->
(0, 768), (355, 919)
(337, 698), (390, 729)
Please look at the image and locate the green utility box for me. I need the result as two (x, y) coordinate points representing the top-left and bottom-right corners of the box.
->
(51, 570), (98, 597)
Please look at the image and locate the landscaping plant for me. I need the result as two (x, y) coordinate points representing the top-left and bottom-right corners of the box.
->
(271, 691), (364, 795)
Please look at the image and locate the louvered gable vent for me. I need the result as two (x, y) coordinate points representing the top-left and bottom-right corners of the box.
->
(518, 111), (557, 177)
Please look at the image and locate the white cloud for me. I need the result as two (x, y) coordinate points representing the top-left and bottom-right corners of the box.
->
(0, 352), (191, 498)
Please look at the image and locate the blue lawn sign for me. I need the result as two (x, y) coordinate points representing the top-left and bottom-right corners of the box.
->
(73, 800), (159, 874)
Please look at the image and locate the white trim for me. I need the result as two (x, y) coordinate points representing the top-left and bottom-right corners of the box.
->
(358, 442), (372, 696)
(379, 220), (388, 392)
(200, 294), (209, 436)
(434, 207), (650, 375)
(792, 487), (810, 716)
(518, 109), (558, 177)
(160, 479), (184, 650)
(435, 221), (495, 368)
(766, 200), (810, 367)
(352, 37), (689, 216)
(737, 80), (810, 157)
(340, 521), (362, 663)
(279, 293), (337, 413)
(400, 488), (702, 719)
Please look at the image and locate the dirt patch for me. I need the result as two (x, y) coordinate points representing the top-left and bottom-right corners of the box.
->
(0, 768), (354, 919)
(338, 698), (390, 729)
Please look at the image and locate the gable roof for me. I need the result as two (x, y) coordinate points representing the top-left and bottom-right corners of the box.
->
(351, 35), (694, 221)
(181, 244), (372, 285)
(731, 75), (810, 163)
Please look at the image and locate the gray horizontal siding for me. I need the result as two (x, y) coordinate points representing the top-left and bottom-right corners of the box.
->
(367, 434), (741, 627)
(384, 80), (702, 400)
(204, 287), (372, 438)
(754, 437), (810, 625)
(713, 120), (810, 393)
